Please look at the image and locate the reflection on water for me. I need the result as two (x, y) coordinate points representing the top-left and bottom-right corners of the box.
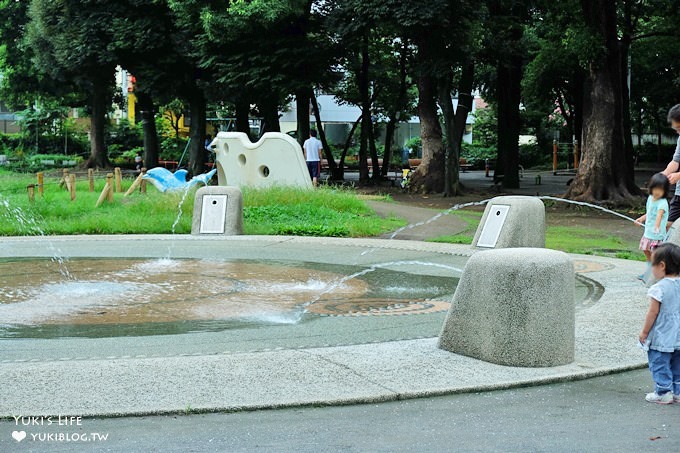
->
(0, 258), (456, 339)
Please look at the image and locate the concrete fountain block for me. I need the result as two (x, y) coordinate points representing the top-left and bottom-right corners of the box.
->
(472, 196), (545, 248)
(191, 186), (243, 236)
(438, 248), (575, 367)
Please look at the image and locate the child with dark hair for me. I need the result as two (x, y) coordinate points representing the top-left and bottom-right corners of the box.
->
(636, 173), (670, 279)
(639, 242), (680, 404)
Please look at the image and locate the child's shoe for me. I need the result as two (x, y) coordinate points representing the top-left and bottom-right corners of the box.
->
(674, 394), (680, 403)
(645, 392), (673, 404)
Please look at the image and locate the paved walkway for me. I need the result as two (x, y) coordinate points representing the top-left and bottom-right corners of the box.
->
(2, 369), (676, 452)
(0, 235), (650, 419)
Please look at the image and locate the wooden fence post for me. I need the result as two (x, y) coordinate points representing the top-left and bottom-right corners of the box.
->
(114, 167), (122, 193)
(36, 172), (44, 197)
(88, 169), (95, 192)
(69, 174), (76, 201)
(59, 168), (69, 189)
(95, 173), (114, 208)
(124, 169), (146, 197)
(140, 167), (147, 194)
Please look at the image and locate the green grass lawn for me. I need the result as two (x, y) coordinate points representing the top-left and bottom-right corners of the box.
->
(0, 170), (404, 237)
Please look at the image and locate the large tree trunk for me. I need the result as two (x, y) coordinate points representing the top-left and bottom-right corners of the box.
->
(566, 0), (640, 204)
(86, 79), (110, 169)
(137, 92), (159, 169)
(409, 71), (445, 193)
(295, 89), (310, 148)
(188, 90), (206, 177)
(495, 55), (522, 189)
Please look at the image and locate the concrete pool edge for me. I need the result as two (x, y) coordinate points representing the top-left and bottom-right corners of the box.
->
(0, 235), (650, 417)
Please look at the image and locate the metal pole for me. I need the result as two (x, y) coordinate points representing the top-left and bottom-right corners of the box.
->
(177, 137), (191, 169)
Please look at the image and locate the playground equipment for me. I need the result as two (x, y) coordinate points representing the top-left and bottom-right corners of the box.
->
(142, 168), (216, 193)
(211, 132), (313, 189)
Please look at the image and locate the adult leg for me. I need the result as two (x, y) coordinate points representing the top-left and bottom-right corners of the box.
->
(667, 196), (680, 232)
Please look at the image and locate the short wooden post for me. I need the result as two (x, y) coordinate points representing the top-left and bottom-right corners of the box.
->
(114, 167), (122, 193)
(95, 173), (114, 208)
(552, 140), (558, 175)
(69, 174), (76, 201)
(140, 167), (147, 194)
(88, 168), (94, 192)
(59, 168), (69, 189)
(124, 168), (146, 197)
(106, 173), (114, 202)
(36, 172), (44, 197)
(27, 184), (35, 202)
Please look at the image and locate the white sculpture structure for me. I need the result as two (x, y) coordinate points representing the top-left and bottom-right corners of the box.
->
(211, 132), (313, 189)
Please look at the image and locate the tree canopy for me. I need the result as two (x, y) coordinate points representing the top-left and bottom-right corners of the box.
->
(0, 0), (678, 201)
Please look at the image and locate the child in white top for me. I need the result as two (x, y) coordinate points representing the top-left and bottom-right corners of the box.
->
(639, 243), (680, 404)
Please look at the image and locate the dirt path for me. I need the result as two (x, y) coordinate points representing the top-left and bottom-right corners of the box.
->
(366, 201), (469, 240)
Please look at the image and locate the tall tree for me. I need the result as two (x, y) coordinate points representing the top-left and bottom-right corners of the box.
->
(25, 0), (125, 168)
(565, 0), (640, 203)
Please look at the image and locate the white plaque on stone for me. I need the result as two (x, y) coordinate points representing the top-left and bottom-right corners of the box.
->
(199, 195), (228, 234)
(476, 204), (509, 248)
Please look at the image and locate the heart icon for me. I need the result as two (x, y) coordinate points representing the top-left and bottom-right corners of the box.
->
(12, 431), (26, 442)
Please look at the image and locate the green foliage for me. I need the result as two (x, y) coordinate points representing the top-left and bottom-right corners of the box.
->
(159, 136), (189, 162)
(106, 120), (143, 158)
(404, 137), (422, 153)
(460, 142), (495, 166)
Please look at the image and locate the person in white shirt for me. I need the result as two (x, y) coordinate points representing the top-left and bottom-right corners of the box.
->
(303, 130), (324, 187)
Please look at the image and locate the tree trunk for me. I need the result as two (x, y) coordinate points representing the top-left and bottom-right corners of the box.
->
(86, 79), (110, 169)
(380, 39), (410, 178)
(496, 55), (522, 189)
(409, 71), (445, 193)
(137, 92), (159, 169)
(439, 75), (457, 196)
(188, 91), (206, 177)
(235, 98), (250, 139)
(441, 61), (474, 197)
(260, 97), (280, 134)
(358, 34), (371, 183)
(381, 117), (397, 177)
(566, 0), (641, 204)
(339, 115), (361, 180)
(310, 90), (340, 179)
(295, 89), (310, 148)
(369, 122), (380, 181)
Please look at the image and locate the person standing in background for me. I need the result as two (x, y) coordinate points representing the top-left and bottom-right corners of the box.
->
(303, 130), (323, 187)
